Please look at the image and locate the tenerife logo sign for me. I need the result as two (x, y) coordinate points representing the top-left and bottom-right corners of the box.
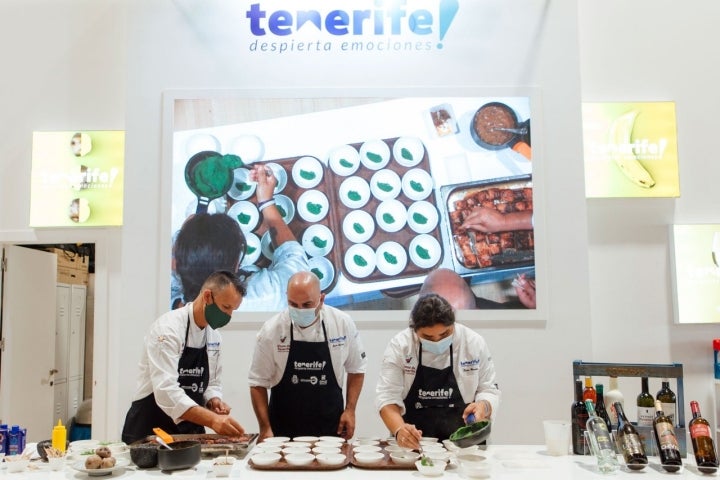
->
(246, 0), (460, 54)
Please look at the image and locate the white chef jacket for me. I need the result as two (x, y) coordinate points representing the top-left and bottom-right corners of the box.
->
(130, 303), (223, 423)
(375, 323), (500, 418)
(248, 305), (367, 389)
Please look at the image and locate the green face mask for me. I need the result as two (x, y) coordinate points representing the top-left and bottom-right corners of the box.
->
(205, 293), (232, 329)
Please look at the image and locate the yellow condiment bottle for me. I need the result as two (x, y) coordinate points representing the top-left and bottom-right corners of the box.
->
(51, 419), (66, 452)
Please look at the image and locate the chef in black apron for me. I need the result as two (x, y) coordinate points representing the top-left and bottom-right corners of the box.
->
(121, 271), (246, 444)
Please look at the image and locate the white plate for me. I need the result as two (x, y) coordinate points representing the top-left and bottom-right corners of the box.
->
(376, 241), (408, 276)
(308, 256), (335, 291)
(344, 244), (376, 279)
(227, 134), (265, 164)
(297, 190), (329, 222)
(292, 156), (324, 189)
(338, 176), (371, 209)
(302, 224), (334, 257)
(342, 210), (375, 244)
(328, 144), (360, 176)
(401, 168), (433, 201)
(227, 168), (256, 200)
(226, 201), (259, 233)
(393, 136), (425, 168)
(370, 169), (402, 201)
(274, 194), (295, 224)
(359, 139), (391, 170)
(407, 201), (439, 234)
(72, 457), (130, 476)
(241, 232), (262, 266)
(375, 199), (407, 233)
(185, 133), (221, 157)
(261, 231), (276, 260)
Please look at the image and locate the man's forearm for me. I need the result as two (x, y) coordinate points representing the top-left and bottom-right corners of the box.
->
(344, 373), (364, 410)
(250, 386), (272, 430)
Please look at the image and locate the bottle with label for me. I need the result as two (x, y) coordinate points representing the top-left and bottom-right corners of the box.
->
(605, 376), (624, 427)
(714, 339), (720, 380)
(52, 419), (67, 452)
(653, 399), (682, 472)
(636, 377), (655, 427)
(656, 378), (676, 426)
(0, 424), (7, 455)
(584, 400), (620, 474)
(572, 379), (589, 455)
(614, 402), (648, 470)
(595, 384), (612, 431)
(7, 425), (23, 456)
(583, 376), (597, 403)
(689, 400), (719, 473)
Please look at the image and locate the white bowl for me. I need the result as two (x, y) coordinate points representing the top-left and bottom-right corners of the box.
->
(318, 436), (346, 444)
(456, 454), (487, 466)
(344, 244), (376, 279)
(316, 453), (347, 466)
(226, 200), (260, 233)
(312, 446), (341, 455)
(393, 137), (425, 168)
(274, 194), (295, 224)
(375, 199), (407, 233)
(185, 133), (221, 157)
(376, 241), (408, 276)
(292, 156), (324, 189)
(297, 190), (329, 222)
(425, 451), (451, 463)
(251, 452), (281, 466)
(390, 451), (420, 465)
(315, 440), (345, 449)
(384, 445), (412, 454)
(460, 462), (492, 478)
(212, 456), (235, 477)
(260, 231), (276, 260)
(263, 436), (291, 444)
(302, 224), (334, 257)
(253, 444), (282, 454)
(185, 198), (224, 216)
(5, 458), (29, 473)
(293, 436), (319, 444)
(240, 232), (261, 266)
(353, 445), (382, 453)
(409, 234), (442, 269)
(370, 169), (402, 201)
(284, 452), (315, 466)
(227, 167), (256, 200)
(283, 447), (311, 455)
(342, 210), (375, 244)
(401, 168), (433, 201)
(308, 256), (335, 291)
(407, 201), (439, 234)
(264, 162), (288, 194)
(228, 134), (265, 164)
(283, 441), (313, 449)
(420, 442), (445, 450)
(352, 438), (381, 446)
(420, 437), (439, 443)
(328, 145), (361, 176)
(338, 176), (371, 209)
(416, 459), (447, 477)
(354, 451), (384, 465)
(359, 139), (391, 170)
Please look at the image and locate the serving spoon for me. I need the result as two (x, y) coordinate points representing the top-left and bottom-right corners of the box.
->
(490, 126), (528, 135)
(155, 436), (173, 450)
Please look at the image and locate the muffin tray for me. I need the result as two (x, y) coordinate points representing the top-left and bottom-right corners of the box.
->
(248, 442), (351, 471)
(350, 441), (419, 470)
(439, 175), (534, 275)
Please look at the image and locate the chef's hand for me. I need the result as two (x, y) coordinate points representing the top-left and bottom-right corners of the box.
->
(206, 397), (231, 415)
(257, 427), (274, 444)
(337, 409), (355, 439)
(463, 400), (491, 423)
(249, 164), (277, 203)
(210, 415), (245, 437)
(513, 274), (536, 309)
(394, 423), (422, 450)
(461, 207), (506, 233)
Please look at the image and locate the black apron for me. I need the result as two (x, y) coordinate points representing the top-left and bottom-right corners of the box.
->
(121, 316), (209, 444)
(403, 344), (466, 440)
(268, 320), (344, 438)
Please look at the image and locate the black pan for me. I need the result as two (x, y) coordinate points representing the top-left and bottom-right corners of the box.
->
(184, 151), (241, 214)
(157, 440), (201, 471)
(470, 102), (531, 157)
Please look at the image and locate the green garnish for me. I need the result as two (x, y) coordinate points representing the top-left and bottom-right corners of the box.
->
(246, 246), (257, 254)
(235, 182), (252, 192)
(412, 213), (428, 224)
(366, 151), (383, 163)
(377, 182), (393, 192)
(401, 147), (414, 161)
(276, 204), (287, 218)
(237, 213), (251, 224)
(81, 449), (95, 455)
(353, 223), (365, 234)
(410, 180), (424, 192)
(312, 236), (327, 248)
(353, 255), (368, 267)
(311, 268), (324, 280)
(449, 420), (490, 441)
(348, 190), (361, 201)
(307, 202), (323, 215)
(382, 213), (395, 224)
(416, 245), (431, 260)
(383, 252), (398, 265)
(421, 456), (434, 467)
(299, 169), (316, 180)
(339, 158), (353, 168)
(189, 154), (242, 197)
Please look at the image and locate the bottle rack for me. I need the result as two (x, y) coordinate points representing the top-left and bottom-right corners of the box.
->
(573, 360), (687, 457)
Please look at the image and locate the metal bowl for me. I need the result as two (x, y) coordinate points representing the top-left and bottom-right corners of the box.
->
(449, 421), (492, 448)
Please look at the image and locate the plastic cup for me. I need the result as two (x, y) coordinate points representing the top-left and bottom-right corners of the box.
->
(543, 420), (571, 456)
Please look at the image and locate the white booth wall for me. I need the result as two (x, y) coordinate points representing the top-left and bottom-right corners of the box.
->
(0, 0), (716, 445)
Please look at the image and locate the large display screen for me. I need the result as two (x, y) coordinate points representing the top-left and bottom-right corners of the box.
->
(170, 97), (539, 312)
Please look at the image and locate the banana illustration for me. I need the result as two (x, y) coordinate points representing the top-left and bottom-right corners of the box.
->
(608, 110), (656, 188)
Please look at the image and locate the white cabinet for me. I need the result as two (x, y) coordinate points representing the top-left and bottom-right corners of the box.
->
(52, 283), (86, 425)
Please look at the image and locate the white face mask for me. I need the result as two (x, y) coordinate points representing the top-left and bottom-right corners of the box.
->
(288, 306), (318, 327)
(420, 334), (454, 355)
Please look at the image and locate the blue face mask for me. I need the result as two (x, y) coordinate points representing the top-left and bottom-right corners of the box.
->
(420, 334), (454, 355)
(288, 306), (318, 328)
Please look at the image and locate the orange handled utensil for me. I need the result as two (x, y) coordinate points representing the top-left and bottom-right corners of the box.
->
(153, 427), (174, 445)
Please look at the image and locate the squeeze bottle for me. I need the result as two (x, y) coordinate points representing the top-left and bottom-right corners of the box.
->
(52, 419), (67, 452)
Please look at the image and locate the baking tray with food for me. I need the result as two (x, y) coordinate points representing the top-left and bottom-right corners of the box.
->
(248, 442), (352, 471)
(439, 175), (534, 276)
(324, 137), (444, 285)
(224, 156), (340, 293)
(132, 433), (258, 459)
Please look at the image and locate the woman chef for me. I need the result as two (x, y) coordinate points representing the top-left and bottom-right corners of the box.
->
(121, 271), (246, 444)
(375, 293), (500, 448)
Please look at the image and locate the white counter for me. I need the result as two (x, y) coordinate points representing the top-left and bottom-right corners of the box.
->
(3, 445), (713, 479)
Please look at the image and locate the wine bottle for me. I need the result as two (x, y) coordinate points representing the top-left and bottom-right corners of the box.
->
(689, 400), (719, 473)
(656, 378), (676, 426)
(636, 377), (655, 427)
(583, 376), (597, 403)
(605, 376), (624, 427)
(653, 399), (682, 472)
(614, 402), (648, 470)
(595, 384), (612, 430)
(572, 379), (589, 455)
(584, 400), (620, 473)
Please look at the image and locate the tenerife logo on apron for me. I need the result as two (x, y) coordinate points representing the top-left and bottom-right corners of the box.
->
(417, 387), (454, 402)
(179, 367), (205, 377)
(293, 360), (327, 371)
